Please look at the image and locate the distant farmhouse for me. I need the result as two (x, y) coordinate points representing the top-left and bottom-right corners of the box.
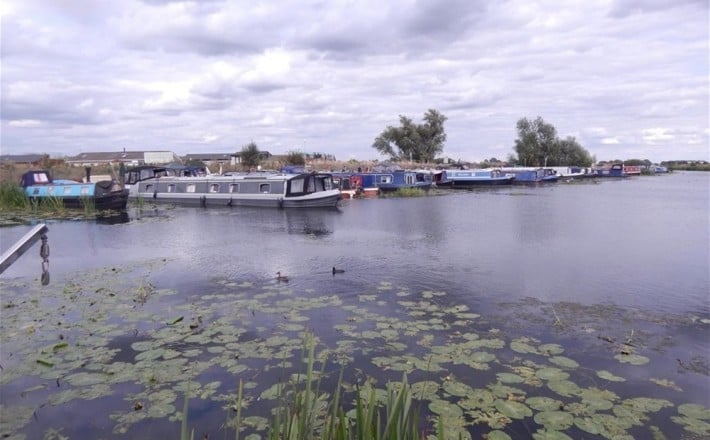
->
(65, 151), (180, 167)
(0, 154), (50, 166)
(183, 151), (271, 167)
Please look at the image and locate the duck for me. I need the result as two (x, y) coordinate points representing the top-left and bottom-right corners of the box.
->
(332, 267), (345, 275)
(276, 271), (289, 282)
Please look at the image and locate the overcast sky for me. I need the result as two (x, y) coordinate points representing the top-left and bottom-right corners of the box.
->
(1, 0), (708, 163)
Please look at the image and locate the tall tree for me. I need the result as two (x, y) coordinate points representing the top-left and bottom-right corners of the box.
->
(372, 109), (447, 162)
(285, 150), (306, 166)
(514, 117), (592, 166)
(240, 142), (261, 168)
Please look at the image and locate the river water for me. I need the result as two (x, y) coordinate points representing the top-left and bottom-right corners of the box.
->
(1, 171), (708, 439)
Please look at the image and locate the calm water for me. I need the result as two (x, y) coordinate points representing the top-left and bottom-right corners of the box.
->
(1, 171), (708, 439)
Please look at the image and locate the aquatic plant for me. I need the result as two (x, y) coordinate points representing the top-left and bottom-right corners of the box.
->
(0, 262), (708, 439)
(0, 181), (29, 211)
(386, 187), (427, 197)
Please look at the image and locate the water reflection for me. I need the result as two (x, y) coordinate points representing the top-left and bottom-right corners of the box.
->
(96, 211), (130, 224)
(283, 208), (338, 237)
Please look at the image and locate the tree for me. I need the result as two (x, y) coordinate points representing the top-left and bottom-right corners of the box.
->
(240, 142), (261, 168)
(372, 109), (447, 162)
(285, 150), (306, 166)
(513, 117), (593, 166)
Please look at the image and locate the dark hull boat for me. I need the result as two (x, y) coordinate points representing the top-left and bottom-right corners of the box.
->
(20, 170), (129, 211)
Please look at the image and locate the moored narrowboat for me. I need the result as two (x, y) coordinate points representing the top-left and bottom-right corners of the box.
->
(434, 168), (515, 187)
(125, 168), (342, 208)
(20, 170), (129, 211)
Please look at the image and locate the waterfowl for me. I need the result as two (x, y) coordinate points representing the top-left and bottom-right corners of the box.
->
(332, 267), (345, 274)
(276, 271), (289, 282)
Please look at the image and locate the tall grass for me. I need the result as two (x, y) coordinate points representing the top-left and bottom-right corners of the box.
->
(388, 187), (427, 198)
(0, 181), (29, 211)
(179, 332), (438, 440)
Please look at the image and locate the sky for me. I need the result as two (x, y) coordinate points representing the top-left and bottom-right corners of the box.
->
(1, 0), (708, 164)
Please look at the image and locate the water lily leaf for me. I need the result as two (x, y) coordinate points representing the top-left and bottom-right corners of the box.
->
(495, 399), (532, 419)
(459, 389), (496, 410)
(548, 356), (579, 369)
(535, 368), (570, 382)
(678, 403), (710, 420)
(596, 370), (626, 382)
(622, 397), (673, 413)
(470, 351), (496, 363)
(650, 378), (682, 392)
(526, 397), (564, 412)
(538, 343), (564, 355)
(531, 429), (573, 440)
(574, 416), (602, 435)
(242, 416), (270, 431)
(510, 341), (538, 354)
(547, 379), (581, 397)
(429, 399), (464, 418)
(410, 381), (439, 400)
(614, 353), (649, 365)
(671, 415), (710, 436)
(534, 411), (574, 430)
(496, 373), (525, 384)
(487, 430), (512, 440)
(442, 380), (474, 397)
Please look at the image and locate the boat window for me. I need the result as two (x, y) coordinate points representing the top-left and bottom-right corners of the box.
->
(291, 178), (305, 193)
(64, 187), (73, 195)
(80, 186), (90, 195)
(34, 173), (49, 183)
(229, 183), (239, 193)
(379, 175), (392, 184)
(186, 184), (196, 193)
(48, 186), (55, 195)
(406, 175), (414, 184)
(209, 183), (219, 193)
(167, 184), (176, 193)
(260, 183), (270, 193)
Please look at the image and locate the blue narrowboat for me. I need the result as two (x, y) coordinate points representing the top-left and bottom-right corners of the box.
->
(20, 170), (129, 211)
(434, 168), (515, 187)
(501, 168), (559, 184)
(591, 163), (629, 178)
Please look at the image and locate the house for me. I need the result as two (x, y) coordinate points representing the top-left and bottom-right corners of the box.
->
(182, 153), (236, 167)
(183, 151), (273, 167)
(0, 154), (48, 166)
(65, 151), (181, 167)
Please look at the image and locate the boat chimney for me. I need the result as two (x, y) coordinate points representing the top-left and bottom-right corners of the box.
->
(85, 166), (91, 183)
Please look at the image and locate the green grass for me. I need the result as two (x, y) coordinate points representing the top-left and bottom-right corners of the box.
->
(385, 187), (427, 198)
(179, 332), (438, 440)
(0, 181), (30, 211)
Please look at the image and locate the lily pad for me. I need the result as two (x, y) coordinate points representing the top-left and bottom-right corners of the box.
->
(596, 370), (626, 382)
(526, 397), (564, 412)
(495, 399), (532, 419)
(614, 353), (650, 365)
(534, 411), (574, 430)
(548, 356), (579, 369)
(487, 431), (512, 440)
(678, 403), (710, 420)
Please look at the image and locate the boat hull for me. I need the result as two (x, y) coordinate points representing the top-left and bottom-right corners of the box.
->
(128, 172), (342, 208)
(437, 177), (514, 187)
(23, 173), (129, 211)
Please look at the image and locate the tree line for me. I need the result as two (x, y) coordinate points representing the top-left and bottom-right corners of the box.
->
(236, 111), (697, 169)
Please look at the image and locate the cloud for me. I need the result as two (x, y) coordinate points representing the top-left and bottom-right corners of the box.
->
(0, 0), (707, 162)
